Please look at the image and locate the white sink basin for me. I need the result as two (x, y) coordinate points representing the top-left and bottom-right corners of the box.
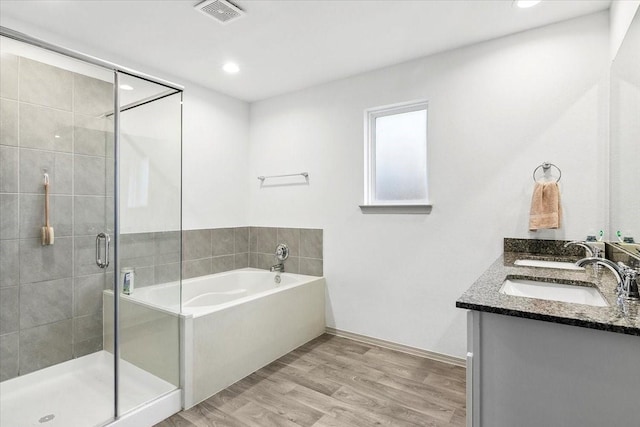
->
(500, 278), (607, 306)
(514, 259), (584, 271)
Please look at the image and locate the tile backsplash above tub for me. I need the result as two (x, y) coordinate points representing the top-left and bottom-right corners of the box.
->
(118, 226), (324, 284)
(248, 227), (323, 277)
(181, 226), (323, 279)
(181, 227), (247, 279)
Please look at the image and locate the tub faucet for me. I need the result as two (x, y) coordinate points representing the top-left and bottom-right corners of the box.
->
(564, 241), (601, 258)
(271, 243), (289, 273)
(575, 257), (639, 299)
(270, 263), (284, 272)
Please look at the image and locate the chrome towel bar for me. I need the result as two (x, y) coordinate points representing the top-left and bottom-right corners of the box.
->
(258, 172), (309, 181)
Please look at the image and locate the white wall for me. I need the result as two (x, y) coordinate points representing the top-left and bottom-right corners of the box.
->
(181, 86), (249, 230)
(248, 12), (610, 358)
(610, 0), (640, 59)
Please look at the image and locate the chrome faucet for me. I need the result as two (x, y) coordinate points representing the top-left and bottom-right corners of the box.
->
(270, 263), (284, 272)
(567, 241), (603, 280)
(575, 257), (639, 299)
(564, 240), (602, 258)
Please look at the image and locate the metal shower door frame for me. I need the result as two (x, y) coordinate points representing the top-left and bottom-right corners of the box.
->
(0, 25), (184, 421)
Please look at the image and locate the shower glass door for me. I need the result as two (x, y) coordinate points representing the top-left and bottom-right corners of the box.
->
(110, 71), (182, 417)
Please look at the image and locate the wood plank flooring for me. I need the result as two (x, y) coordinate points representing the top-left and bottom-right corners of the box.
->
(156, 334), (466, 427)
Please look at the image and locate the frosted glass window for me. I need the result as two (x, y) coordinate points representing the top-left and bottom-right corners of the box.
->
(374, 110), (427, 201)
(365, 101), (429, 206)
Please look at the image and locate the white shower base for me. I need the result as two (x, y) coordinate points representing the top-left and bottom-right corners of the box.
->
(0, 351), (179, 427)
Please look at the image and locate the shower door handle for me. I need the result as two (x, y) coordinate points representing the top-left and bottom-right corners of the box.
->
(96, 232), (110, 269)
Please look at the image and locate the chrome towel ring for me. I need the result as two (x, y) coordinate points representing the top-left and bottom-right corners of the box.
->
(532, 162), (561, 183)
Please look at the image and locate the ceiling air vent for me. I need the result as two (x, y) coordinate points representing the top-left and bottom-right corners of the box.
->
(195, 0), (245, 24)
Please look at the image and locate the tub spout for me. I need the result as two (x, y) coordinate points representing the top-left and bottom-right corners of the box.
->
(270, 263), (284, 272)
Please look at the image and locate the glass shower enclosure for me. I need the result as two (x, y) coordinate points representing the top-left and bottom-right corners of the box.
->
(0, 27), (182, 426)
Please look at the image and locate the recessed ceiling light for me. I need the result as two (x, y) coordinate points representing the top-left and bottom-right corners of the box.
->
(120, 84), (134, 91)
(223, 62), (240, 74)
(514, 0), (542, 8)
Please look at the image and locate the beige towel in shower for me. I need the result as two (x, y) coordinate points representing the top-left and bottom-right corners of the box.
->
(529, 182), (562, 230)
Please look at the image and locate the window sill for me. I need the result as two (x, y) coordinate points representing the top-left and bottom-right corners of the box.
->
(359, 204), (433, 214)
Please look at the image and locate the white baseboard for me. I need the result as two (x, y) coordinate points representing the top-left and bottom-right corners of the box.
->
(325, 327), (466, 368)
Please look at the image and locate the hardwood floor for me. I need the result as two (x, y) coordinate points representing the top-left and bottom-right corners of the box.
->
(156, 334), (466, 427)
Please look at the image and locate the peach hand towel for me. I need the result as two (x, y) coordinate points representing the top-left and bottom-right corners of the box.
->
(529, 182), (562, 231)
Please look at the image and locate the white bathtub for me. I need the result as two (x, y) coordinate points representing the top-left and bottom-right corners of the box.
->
(110, 268), (326, 408)
(129, 268), (323, 318)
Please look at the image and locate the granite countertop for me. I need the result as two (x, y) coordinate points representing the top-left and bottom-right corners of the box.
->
(456, 251), (640, 336)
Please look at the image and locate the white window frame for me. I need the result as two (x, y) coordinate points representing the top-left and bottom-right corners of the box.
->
(360, 100), (432, 214)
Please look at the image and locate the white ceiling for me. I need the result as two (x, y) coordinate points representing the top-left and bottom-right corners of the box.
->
(0, 0), (611, 102)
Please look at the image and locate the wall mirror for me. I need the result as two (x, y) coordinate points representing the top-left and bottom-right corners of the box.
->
(609, 7), (640, 256)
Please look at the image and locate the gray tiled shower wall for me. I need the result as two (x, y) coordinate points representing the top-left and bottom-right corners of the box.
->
(1, 54), (114, 381)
